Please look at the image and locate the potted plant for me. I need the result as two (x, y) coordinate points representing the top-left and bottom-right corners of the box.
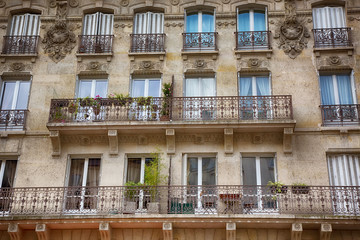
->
(123, 181), (143, 214)
(144, 149), (168, 213)
(291, 183), (310, 194)
(67, 100), (78, 114)
(160, 83), (172, 121)
(80, 96), (94, 107)
(267, 181), (288, 194)
(108, 93), (129, 107)
(53, 107), (66, 123)
(92, 95), (102, 115)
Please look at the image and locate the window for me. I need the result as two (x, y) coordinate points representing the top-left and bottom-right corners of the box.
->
(239, 75), (271, 120)
(65, 158), (101, 212)
(2, 13), (40, 54)
(184, 10), (216, 50)
(236, 8), (269, 49)
(0, 80), (30, 130)
(328, 154), (360, 186)
(131, 78), (161, 98)
(77, 79), (108, 98)
(185, 155), (216, 186)
(319, 73), (358, 125)
(242, 155), (276, 211)
(131, 12), (165, 52)
(312, 6), (351, 47)
(184, 77), (216, 120)
(0, 159), (18, 212)
(79, 12), (114, 53)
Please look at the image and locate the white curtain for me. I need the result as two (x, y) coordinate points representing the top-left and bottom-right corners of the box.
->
(185, 78), (215, 97)
(239, 77), (252, 96)
(337, 75), (353, 104)
(328, 155), (360, 186)
(1, 160), (17, 188)
(320, 75), (335, 105)
(256, 77), (270, 96)
(134, 12), (164, 34)
(9, 14), (40, 36)
(83, 12), (113, 35)
(313, 7), (345, 29)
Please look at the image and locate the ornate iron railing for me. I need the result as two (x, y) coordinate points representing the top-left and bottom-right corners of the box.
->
(182, 32), (218, 51)
(235, 31), (271, 50)
(48, 96), (293, 123)
(130, 33), (165, 52)
(313, 28), (352, 48)
(78, 35), (114, 54)
(0, 110), (28, 130)
(0, 185), (359, 216)
(320, 104), (360, 126)
(2, 35), (39, 54)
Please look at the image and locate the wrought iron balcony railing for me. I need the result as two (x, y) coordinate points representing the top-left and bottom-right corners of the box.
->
(48, 95), (293, 123)
(0, 185), (359, 216)
(0, 110), (28, 131)
(78, 35), (114, 54)
(130, 33), (165, 52)
(320, 104), (360, 126)
(313, 28), (352, 48)
(235, 31), (271, 50)
(182, 32), (218, 51)
(2, 35), (39, 54)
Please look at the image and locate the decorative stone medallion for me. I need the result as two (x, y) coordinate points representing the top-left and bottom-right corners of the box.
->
(120, 0), (129, 6)
(247, 58), (260, 68)
(327, 56), (341, 65)
(10, 63), (25, 72)
(171, 0), (179, 5)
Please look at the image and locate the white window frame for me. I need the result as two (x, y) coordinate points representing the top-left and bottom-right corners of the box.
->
(0, 159), (18, 188)
(131, 78), (161, 98)
(0, 80), (31, 110)
(185, 10), (215, 33)
(236, 8), (268, 31)
(76, 78), (108, 98)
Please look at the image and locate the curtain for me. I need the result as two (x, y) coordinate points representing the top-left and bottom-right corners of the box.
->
(134, 12), (164, 34)
(313, 7), (345, 29)
(238, 12), (250, 31)
(185, 78), (199, 96)
(320, 75), (335, 105)
(202, 157), (215, 186)
(336, 75), (353, 104)
(201, 78), (216, 96)
(127, 158), (141, 183)
(68, 159), (84, 187)
(86, 159), (100, 187)
(256, 77), (270, 96)
(202, 13), (214, 32)
(239, 77), (252, 96)
(94, 80), (108, 98)
(186, 13), (199, 33)
(9, 14), (40, 36)
(83, 12), (113, 35)
(1, 160), (17, 188)
(187, 158), (198, 185)
(328, 155), (360, 186)
(254, 11), (266, 31)
(132, 80), (145, 97)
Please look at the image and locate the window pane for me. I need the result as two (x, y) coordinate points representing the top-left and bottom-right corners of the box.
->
(200, 78), (216, 96)
(187, 157), (198, 185)
(127, 158), (141, 183)
(254, 11), (266, 31)
(202, 157), (215, 185)
(256, 77), (270, 96)
(132, 80), (145, 97)
(186, 13), (198, 32)
(148, 80), (160, 97)
(86, 158), (100, 187)
(320, 75), (335, 105)
(1, 82), (16, 110)
(260, 157), (275, 185)
(95, 80), (108, 98)
(239, 77), (252, 96)
(242, 157), (257, 185)
(202, 13), (214, 32)
(1, 160), (17, 188)
(68, 159), (85, 187)
(238, 11), (250, 31)
(16, 82), (30, 109)
(78, 81), (92, 98)
(336, 75), (353, 104)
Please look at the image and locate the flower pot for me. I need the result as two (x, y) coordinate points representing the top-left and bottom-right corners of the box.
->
(93, 106), (101, 115)
(147, 202), (160, 214)
(68, 106), (76, 114)
(160, 115), (170, 121)
(291, 186), (310, 194)
(123, 201), (136, 214)
(270, 185), (288, 194)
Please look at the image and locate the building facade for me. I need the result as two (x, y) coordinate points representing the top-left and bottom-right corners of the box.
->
(0, 0), (359, 239)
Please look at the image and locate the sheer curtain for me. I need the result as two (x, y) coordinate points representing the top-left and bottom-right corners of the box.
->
(239, 77), (252, 96)
(126, 158), (141, 183)
(256, 77), (270, 95)
(1, 160), (17, 188)
(186, 14), (198, 33)
(320, 75), (335, 105)
(68, 159), (84, 187)
(337, 75), (353, 104)
(202, 13), (214, 32)
(201, 78), (216, 96)
(238, 12), (250, 31)
(86, 159), (100, 187)
(254, 11), (266, 31)
(313, 7), (345, 29)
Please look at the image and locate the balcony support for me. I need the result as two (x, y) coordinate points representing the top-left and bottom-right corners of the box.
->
(108, 130), (118, 156)
(36, 224), (50, 240)
(163, 222), (173, 240)
(320, 224), (332, 240)
(8, 223), (22, 240)
(166, 129), (175, 154)
(224, 128), (233, 154)
(291, 223), (302, 240)
(50, 130), (61, 157)
(99, 222), (112, 240)
(283, 128), (294, 154)
(226, 223), (236, 240)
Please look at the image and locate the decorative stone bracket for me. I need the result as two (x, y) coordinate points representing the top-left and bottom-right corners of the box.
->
(320, 224), (332, 240)
(226, 223), (236, 240)
(291, 223), (302, 240)
(99, 222), (112, 240)
(163, 222), (173, 240)
(224, 128), (233, 154)
(50, 130), (61, 157)
(166, 129), (175, 154)
(36, 224), (50, 240)
(108, 130), (118, 156)
(8, 223), (22, 240)
(283, 128), (294, 154)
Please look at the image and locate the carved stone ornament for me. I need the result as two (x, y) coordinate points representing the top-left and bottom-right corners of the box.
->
(121, 0), (129, 6)
(49, 0), (57, 8)
(247, 58), (260, 68)
(88, 61), (101, 70)
(69, 0), (79, 7)
(222, 0), (231, 3)
(42, 21), (76, 63)
(195, 59), (206, 68)
(327, 56), (341, 65)
(10, 63), (25, 72)
(0, 0), (6, 8)
(164, 22), (184, 28)
(141, 61), (154, 69)
(171, 0), (179, 5)
(274, 0), (310, 59)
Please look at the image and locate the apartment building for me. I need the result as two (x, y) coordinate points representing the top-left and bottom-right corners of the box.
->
(0, 0), (359, 239)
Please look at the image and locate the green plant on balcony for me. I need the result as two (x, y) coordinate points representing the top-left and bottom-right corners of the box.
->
(160, 83), (172, 121)
(267, 181), (288, 194)
(53, 107), (66, 123)
(79, 96), (102, 115)
(67, 100), (78, 114)
(136, 96), (152, 106)
(108, 93), (130, 107)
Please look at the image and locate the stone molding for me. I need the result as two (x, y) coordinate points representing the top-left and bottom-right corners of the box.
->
(291, 223), (302, 240)
(35, 224), (50, 240)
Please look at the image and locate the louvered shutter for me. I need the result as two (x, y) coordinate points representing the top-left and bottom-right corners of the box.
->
(328, 154), (360, 186)
(9, 14), (40, 36)
(313, 6), (345, 29)
(83, 13), (99, 35)
(134, 12), (164, 34)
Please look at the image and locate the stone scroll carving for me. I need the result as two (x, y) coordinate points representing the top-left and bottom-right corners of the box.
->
(42, 1), (76, 63)
(274, 0), (310, 59)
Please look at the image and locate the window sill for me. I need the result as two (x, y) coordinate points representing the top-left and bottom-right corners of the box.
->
(234, 49), (272, 59)
(181, 50), (219, 60)
(128, 51), (166, 61)
(0, 53), (38, 63)
(76, 52), (113, 62)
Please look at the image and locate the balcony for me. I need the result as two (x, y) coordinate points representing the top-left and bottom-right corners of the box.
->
(313, 28), (352, 48)
(48, 95), (293, 124)
(0, 185), (359, 217)
(78, 35), (114, 54)
(182, 32), (218, 51)
(320, 104), (360, 126)
(1, 35), (39, 54)
(0, 110), (28, 131)
(130, 34), (165, 53)
(235, 31), (271, 50)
